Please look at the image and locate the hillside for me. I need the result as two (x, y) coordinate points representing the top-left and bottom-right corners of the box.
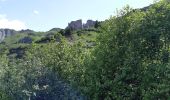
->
(0, 19), (100, 59)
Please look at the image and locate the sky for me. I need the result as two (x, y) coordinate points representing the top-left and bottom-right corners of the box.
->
(0, 0), (154, 31)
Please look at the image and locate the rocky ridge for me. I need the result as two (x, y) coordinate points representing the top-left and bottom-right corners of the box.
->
(67, 19), (97, 30)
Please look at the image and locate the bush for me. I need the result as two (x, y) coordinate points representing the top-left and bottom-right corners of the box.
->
(80, 1), (170, 99)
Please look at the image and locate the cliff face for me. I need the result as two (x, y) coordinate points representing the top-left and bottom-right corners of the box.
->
(83, 20), (96, 29)
(68, 20), (83, 30)
(0, 29), (17, 42)
(67, 19), (97, 30)
(0, 31), (5, 42)
(1, 29), (16, 36)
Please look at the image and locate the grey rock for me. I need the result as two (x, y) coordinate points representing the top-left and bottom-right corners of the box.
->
(0, 29), (17, 42)
(0, 31), (5, 42)
(68, 19), (83, 30)
(67, 19), (97, 31)
(83, 20), (96, 29)
(2, 29), (16, 37)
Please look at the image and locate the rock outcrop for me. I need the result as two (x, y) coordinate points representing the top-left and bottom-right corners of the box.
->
(0, 29), (16, 37)
(0, 31), (5, 42)
(0, 29), (17, 42)
(68, 20), (83, 30)
(83, 20), (96, 29)
(67, 19), (97, 30)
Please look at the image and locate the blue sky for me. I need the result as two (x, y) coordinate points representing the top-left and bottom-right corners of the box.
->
(0, 0), (154, 31)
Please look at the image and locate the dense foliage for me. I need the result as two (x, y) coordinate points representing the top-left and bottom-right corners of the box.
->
(81, 1), (170, 99)
(0, 0), (170, 100)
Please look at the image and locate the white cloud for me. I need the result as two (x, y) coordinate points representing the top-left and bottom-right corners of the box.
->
(0, 14), (6, 19)
(0, 14), (27, 30)
(33, 10), (39, 15)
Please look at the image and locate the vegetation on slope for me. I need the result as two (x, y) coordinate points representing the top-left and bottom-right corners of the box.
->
(0, 0), (170, 99)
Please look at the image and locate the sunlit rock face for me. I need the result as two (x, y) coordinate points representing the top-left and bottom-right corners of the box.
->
(83, 20), (96, 29)
(67, 19), (97, 30)
(0, 29), (17, 43)
(68, 19), (83, 30)
(0, 31), (5, 42)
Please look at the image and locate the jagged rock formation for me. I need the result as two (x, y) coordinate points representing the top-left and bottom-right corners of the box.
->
(0, 31), (5, 42)
(0, 29), (17, 42)
(68, 20), (83, 30)
(0, 29), (16, 37)
(67, 19), (97, 30)
(83, 20), (96, 29)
